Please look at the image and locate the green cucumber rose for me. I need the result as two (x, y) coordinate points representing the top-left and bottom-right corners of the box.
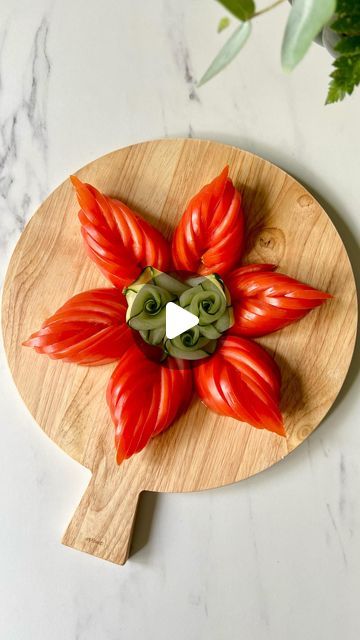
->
(124, 268), (177, 345)
(126, 284), (175, 331)
(179, 274), (233, 340)
(123, 268), (233, 358)
(164, 326), (217, 360)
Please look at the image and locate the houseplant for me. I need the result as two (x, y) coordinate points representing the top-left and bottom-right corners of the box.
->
(198, 0), (360, 104)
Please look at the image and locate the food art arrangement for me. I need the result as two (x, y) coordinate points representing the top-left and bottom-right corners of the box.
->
(24, 167), (331, 464)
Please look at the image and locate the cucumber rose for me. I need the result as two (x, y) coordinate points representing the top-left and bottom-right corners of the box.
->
(179, 274), (234, 340)
(164, 326), (217, 360)
(124, 268), (178, 345)
(124, 268), (233, 359)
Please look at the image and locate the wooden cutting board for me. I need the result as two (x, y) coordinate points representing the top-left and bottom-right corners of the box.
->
(2, 139), (357, 564)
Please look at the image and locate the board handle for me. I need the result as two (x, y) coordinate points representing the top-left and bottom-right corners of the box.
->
(62, 457), (141, 565)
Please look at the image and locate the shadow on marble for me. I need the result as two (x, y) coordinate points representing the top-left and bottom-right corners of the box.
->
(130, 490), (158, 559)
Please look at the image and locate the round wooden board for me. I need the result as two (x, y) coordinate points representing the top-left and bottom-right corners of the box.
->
(2, 139), (357, 564)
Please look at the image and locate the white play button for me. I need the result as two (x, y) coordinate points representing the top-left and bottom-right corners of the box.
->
(165, 301), (199, 339)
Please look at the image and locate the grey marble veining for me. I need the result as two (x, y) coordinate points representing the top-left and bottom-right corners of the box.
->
(0, 1), (359, 639)
(165, 3), (200, 104)
(0, 15), (50, 275)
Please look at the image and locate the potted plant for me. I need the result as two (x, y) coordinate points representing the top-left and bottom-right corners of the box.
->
(198, 0), (360, 104)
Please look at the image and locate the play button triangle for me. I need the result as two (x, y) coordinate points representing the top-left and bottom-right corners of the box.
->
(165, 302), (199, 340)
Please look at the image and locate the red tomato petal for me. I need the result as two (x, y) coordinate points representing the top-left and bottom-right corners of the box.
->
(23, 288), (131, 365)
(194, 335), (285, 437)
(172, 167), (245, 276)
(226, 264), (332, 338)
(107, 350), (193, 463)
(71, 176), (171, 288)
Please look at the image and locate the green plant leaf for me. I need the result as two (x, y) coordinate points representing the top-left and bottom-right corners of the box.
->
(335, 35), (360, 56)
(218, 16), (231, 33)
(217, 0), (255, 22)
(325, 1), (360, 103)
(332, 14), (360, 36)
(326, 53), (360, 102)
(336, 0), (359, 12)
(281, 0), (336, 71)
(332, 0), (360, 35)
(198, 21), (252, 86)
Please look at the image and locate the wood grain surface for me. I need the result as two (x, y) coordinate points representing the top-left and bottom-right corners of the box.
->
(2, 139), (357, 564)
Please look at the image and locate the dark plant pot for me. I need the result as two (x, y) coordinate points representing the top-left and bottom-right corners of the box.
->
(321, 24), (340, 57)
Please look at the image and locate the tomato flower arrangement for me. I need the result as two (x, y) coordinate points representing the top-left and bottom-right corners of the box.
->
(24, 167), (331, 464)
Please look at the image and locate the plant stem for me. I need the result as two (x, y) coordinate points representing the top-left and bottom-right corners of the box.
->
(253, 0), (287, 18)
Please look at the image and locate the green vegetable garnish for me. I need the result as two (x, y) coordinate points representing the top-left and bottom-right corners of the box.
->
(124, 268), (233, 360)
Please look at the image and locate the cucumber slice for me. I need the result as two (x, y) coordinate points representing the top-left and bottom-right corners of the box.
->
(126, 284), (175, 328)
(198, 324), (222, 339)
(152, 270), (188, 295)
(164, 338), (217, 360)
(214, 309), (233, 333)
(140, 326), (166, 345)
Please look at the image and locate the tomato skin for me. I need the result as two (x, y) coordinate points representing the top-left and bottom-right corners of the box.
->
(71, 176), (171, 289)
(23, 288), (131, 365)
(194, 335), (285, 436)
(225, 264), (332, 338)
(107, 348), (193, 463)
(171, 167), (245, 276)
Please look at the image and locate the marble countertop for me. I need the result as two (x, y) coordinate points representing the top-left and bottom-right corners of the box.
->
(0, 1), (359, 638)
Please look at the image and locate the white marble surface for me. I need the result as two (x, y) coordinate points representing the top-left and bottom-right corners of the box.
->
(0, 1), (359, 638)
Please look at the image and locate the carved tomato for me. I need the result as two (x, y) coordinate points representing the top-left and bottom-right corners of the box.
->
(24, 169), (331, 462)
